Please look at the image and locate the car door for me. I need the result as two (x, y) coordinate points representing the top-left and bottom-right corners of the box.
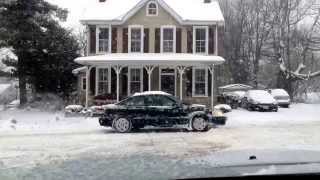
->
(124, 95), (147, 120)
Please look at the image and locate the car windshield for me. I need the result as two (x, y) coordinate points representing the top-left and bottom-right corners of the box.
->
(1, 0), (320, 179)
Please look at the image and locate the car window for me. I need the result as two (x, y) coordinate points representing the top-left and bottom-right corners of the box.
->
(119, 96), (145, 106)
(152, 95), (176, 106)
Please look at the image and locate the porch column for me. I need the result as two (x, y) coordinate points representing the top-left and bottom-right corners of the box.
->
(112, 65), (123, 102)
(85, 66), (93, 108)
(215, 24), (218, 56)
(144, 65), (155, 91)
(208, 65), (215, 111)
(177, 66), (187, 100)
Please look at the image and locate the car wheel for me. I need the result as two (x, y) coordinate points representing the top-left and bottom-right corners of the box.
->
(191, 116), (208, 132)
(112, 117), (132, 133)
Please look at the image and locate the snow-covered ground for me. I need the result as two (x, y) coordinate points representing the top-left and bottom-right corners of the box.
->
(1, 103), (320, 179)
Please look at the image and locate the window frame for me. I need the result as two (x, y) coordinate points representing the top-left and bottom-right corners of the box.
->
(146, 1), (158, 16)
(160, 25), (176, 53)
(193, 26), (209, 55)
(95, 67), (111, 96)
(128, 67), (144, 96)
(128, 25), (144, 53)
(192, 67), (208, 97)
(96, 25), (112, 54)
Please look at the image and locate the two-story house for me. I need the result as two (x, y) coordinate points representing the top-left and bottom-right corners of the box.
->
(73, 0), (225, 110)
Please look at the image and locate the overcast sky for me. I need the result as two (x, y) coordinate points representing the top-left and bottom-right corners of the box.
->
(46, 0), (91, 30)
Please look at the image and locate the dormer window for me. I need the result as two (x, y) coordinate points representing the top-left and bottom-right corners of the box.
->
(146, 1), (158, 16)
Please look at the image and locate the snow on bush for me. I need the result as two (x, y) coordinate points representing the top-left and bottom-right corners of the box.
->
(27, 93), (65, 111)
(214, 104), (232, 113)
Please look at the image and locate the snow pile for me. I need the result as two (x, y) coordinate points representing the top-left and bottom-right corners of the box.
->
(226, 103), (320, 127)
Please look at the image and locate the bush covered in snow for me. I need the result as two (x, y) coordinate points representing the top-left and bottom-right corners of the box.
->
(26, 93), (65, 111)
(0, 83), (17, 105)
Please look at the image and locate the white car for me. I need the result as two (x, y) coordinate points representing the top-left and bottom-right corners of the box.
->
(269, 89), (291, 108)
(243, 90), (278, 112)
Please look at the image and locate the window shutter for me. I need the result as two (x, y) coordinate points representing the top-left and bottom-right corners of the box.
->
(187, 28), (193, 53)
(112, 28), (117, 53)
(89, 25), (96, 54)
(90, 68), (96, 95)
(144, 28), (149, 53)
(155, 28), (160, 53)
(186, 68), (192, 97)
(218, 26), (224, 56)
(176, 28), (182, 53)
(123, 28), (128, 53)
(209, 27), (214, 54)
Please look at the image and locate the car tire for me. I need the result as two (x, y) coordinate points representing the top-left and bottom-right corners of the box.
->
(112, 117), (132, 133)
(191, 116), (208, 132)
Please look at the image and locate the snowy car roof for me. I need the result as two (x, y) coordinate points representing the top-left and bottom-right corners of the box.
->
(81, 0), (225, 25)
(133, 91), (171, 96)
(270, 89), (289, 97)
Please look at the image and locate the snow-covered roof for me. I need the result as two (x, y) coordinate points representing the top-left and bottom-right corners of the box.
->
(74, 53), (225, 66)
(219, 84), (253, 90)
(270, 89), (289, 97)
(81, 0), (225, 25)
(72, 67), (87, 75)
(133, 91), (171, 96)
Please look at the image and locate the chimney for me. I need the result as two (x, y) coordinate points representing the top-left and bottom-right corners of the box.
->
(204, 0), (212, 3)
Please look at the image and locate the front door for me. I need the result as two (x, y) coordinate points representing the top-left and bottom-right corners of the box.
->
(160, 68), (176, 96)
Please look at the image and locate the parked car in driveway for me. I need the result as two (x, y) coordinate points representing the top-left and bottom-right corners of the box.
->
(268, 89), (291, 108)
(99, 91), (226, 133)
(242, 90), (278, 112)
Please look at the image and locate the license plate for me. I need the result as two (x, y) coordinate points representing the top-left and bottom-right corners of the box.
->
(262, 106), (269, 109)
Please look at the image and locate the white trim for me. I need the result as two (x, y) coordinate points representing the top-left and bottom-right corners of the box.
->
(215, 23), (219, 55)
(192, 67), (208, 97)
(95, 67), (111, 96)
(128, 25), (144, 53)
(128, 67), (144, 96)
(146, 1), (158, 16)
(81, 76), (87, 91)
(96, 25), (112, 54)
(160, 25), (176, 53)
(159, 67), (177, 96)
(81, 20), (225, 26)
(193, 26), (209, 55)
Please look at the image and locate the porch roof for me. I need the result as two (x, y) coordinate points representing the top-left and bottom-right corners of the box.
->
(74, 53), (225, 67)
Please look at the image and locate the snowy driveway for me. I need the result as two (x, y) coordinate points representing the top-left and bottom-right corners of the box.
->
(1, 104), (320, 179)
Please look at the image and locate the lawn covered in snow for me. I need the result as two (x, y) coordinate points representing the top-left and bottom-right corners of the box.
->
(1, 103), (320, 179)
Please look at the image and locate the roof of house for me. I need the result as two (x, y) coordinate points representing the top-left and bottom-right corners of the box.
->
(74, 53), (225, 66)
(81, 0), (224, 25)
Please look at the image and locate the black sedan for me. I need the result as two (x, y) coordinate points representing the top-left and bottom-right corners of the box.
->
(99, 91), (225, 133)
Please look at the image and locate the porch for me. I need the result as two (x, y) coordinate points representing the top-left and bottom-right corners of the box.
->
(74, 53), (225, 110)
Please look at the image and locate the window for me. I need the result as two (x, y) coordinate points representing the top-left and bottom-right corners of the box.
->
(129, 68), (143, 95)
(192, 68), (208, 97)
(81, 77), (86, 91)
(96, 26), (111, 53)
(152, 95), (176, 107)
(97, 68), (110, 95)
(161, 26), (176, 53)
(146, 1), (158, 16)
(193, 26), (208, 54)
(129, 26), (144, 53)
